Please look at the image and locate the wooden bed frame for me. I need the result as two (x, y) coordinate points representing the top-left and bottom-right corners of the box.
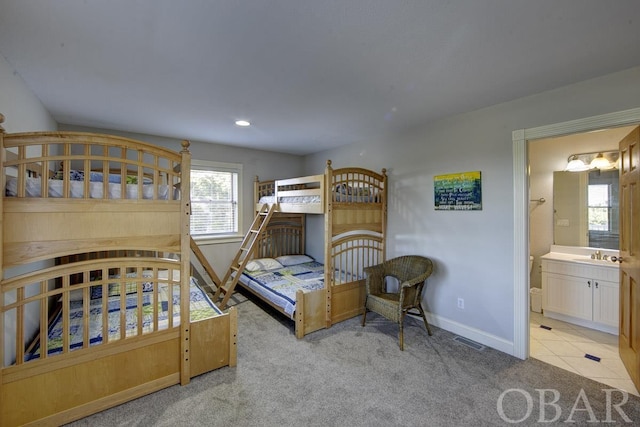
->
(240, 160), (387, 338)
(0, 117), (237, 426)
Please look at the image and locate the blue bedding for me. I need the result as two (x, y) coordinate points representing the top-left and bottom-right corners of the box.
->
(25, 277), (220, 361)
(239, 261), (325, 318)
(57, 169), (152, 184)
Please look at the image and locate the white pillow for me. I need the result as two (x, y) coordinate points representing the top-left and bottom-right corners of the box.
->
(245, 258), (283, 271)
(68, 288), (85, 302)
(275, 254), (314, 267)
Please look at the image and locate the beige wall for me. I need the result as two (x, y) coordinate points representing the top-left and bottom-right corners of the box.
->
(552, 171), (587, 247)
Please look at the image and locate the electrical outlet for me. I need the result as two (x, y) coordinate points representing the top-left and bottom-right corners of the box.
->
(457, 298), (464, 309)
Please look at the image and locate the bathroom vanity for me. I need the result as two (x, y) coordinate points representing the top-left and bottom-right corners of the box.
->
(541, 245), (620, 335)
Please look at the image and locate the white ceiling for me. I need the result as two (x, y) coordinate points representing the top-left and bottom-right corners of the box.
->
(1, 1), (639, 155)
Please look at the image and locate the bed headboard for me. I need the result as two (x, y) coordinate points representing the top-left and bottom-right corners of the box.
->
(57, 249), (163, 285)
(253, 213), (305, 259)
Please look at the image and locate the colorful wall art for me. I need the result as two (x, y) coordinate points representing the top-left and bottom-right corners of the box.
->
(434, 171), (482, 211)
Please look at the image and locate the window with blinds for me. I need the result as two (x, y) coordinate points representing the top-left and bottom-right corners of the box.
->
(190, 160), (242, 237)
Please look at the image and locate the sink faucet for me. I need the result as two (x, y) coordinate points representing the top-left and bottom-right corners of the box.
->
(595, 250), (602, 260)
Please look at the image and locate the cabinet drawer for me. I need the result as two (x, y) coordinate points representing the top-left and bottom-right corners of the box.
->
(542, 260), (619, 282)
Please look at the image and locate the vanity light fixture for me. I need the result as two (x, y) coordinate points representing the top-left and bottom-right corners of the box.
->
(235, 120), (251, 127)
(565, 155), (590, 172)
(565, 150), (619, 172)
(589, 153), (613, 170)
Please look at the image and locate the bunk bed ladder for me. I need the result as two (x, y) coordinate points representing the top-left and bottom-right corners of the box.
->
(215, 203), (277, 309)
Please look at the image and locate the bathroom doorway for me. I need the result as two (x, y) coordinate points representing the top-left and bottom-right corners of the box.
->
(527, 127), (636, 393)
(528, 127), (631, 300)
(513, 108), (640, 395)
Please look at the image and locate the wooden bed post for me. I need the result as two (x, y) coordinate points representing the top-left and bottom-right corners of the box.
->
(0, 114), (5, 278)
(0, 114), (4, 395)
(324, 159), (333, 328)
(381, 168), (388, 263)
(254, 175), (259, 209)
(180, 140), (192, 385)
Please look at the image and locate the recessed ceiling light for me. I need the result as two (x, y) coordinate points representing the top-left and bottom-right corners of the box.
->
(235, 120), (250, 127)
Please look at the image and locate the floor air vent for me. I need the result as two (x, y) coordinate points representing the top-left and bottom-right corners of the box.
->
(453, 336), (485, 351)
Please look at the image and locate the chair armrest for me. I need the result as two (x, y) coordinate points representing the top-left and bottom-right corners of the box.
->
(400, 271), (432, 288)
(399, 270), (433, 306)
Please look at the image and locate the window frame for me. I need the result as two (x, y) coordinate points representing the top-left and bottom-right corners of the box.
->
(587, 183), (611, 232)
(190, 159), (243, 243)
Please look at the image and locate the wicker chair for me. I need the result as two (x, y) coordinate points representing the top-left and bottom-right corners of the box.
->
(361, 255), (434, 350)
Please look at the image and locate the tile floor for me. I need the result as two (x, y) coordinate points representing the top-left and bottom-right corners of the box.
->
(530, 311), (639, 396)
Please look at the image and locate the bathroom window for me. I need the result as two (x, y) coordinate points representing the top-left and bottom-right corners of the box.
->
(587, 184), (611, 231)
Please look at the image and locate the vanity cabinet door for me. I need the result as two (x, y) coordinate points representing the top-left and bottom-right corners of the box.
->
(592, 279), (619, 328)
(544, 272), (592, 321)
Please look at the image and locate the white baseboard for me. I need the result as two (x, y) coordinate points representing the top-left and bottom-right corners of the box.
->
(420, 312), (515, 356)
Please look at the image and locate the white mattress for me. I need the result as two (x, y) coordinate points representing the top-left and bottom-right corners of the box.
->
(259, 195), (321, 205)
(259, 193), (378, 204)
(6, 177), (170, 200)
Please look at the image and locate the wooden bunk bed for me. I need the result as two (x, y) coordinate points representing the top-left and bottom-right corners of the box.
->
(216, 160), (386, 339)
(0, 116), (237, 426)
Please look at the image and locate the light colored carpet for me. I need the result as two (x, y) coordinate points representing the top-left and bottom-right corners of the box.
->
(67, 293), (640, 426)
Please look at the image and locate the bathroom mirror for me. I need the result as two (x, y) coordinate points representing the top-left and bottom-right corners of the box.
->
(553, 170), (619, 249)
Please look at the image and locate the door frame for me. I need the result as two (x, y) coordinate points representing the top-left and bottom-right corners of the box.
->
(512, 107), (640, 359)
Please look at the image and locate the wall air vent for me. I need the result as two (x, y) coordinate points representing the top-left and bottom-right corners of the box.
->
(453, 336), (485, 351)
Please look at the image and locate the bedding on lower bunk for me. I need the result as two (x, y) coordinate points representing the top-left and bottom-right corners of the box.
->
(5, 176), (171, 199)
(25, 277), (220, 361)
(237, 257), (325, 318)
